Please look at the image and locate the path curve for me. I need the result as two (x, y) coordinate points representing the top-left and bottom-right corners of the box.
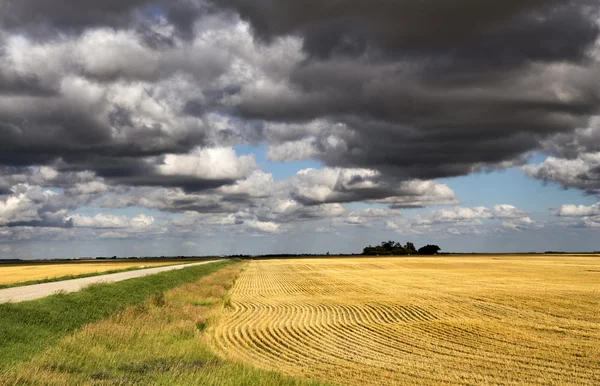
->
(0, 260), (223, 303)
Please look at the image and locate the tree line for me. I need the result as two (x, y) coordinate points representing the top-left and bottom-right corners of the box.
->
(363, 241), (441, 256)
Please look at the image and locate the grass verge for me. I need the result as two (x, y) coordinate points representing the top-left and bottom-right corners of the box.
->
(0, 260), (232, 370)
(0, 261), (325, 386)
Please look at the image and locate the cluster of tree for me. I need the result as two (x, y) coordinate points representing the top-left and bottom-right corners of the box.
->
(363, 241), (441, 256)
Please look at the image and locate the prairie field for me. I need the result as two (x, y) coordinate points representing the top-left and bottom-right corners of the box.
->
(1, 260), (322, 386)
(0, 259), (194, 285)
(212, 255), (600, 385)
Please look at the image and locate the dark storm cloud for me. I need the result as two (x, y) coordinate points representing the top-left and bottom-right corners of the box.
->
(53, 153), (239, 193)
(216, 0), (553, 41)
(0, 109), (204, 166)
(137, 25), (177, 50)
(0, 3), (237, 191)
(165, 1), (206, 39)
(316, 117), (555, 180)
(1, 0), (600, 201)
(0, 71), (58, 96)
(168, 200), (225, 213)
(0, 0), (139, 30)
(440, 6), (599, 66)
(182, 86), (241, 118)
(215, 0), (595, 58)
(0, 0), (205, 38)
(104, 174), (237, 192)
(108, 105), (134, 129)
(95, 185), (243, 214)
(241, 56), (599, 179)
(5, 218), (73, 228)
(215, 0), (600, 180)
(298, 3), (599, 65)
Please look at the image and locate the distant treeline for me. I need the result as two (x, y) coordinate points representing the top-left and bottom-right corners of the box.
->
(363, 241), (441, 256)
(94, 255), (211, 260)
(244, 253), (361, 259)
(3, 250), (597, 264)
(544, 251), (600, 254)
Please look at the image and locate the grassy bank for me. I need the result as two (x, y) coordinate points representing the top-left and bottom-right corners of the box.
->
(1, 261), (325, 386)
(0, 260), (232, 370)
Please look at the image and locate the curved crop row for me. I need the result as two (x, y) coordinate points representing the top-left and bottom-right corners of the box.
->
(212, 257), (600, 385)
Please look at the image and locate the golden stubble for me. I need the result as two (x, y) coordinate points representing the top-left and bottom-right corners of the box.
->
(0, 260), (189, 284)
(211, 256), (600, 386)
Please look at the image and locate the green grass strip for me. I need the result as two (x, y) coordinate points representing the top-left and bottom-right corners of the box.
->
(0, 259), (233, 370)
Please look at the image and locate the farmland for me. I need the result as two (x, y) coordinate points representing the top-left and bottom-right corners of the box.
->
(212, 256), (600, 385)
(0, 260), (323, 386)
(0, 259), (207, 286)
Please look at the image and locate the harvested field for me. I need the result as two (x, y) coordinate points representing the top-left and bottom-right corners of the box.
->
(0, 260), (322, 386)
(0, 260), (190, 285)
(212, 256), (600, 385)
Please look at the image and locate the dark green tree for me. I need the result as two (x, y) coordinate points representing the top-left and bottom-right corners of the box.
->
(363, 241), (410, 255)
(405, 242), (416, 254)
(418, 245), (441, 255)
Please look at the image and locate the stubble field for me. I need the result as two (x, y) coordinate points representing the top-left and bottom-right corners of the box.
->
(211, 256), (600, 385)
(0, 259), (199, 285)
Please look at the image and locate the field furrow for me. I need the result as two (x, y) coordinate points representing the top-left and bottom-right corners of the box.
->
(212, 256), (600, 385)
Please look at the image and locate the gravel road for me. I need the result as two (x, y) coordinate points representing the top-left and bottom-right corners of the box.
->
(0, 260), (222, 303)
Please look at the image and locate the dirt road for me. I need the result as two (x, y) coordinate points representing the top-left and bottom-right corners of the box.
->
(0, 260), (222, 303)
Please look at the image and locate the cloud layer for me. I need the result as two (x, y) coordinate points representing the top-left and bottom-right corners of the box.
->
(216, 0), (600, 180)
(1, 0), (599, 255)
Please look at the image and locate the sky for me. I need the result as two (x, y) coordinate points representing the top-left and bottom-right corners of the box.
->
(1, 0), (600, 258)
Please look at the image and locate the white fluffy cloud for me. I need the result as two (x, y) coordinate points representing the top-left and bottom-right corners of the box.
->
(383, 204), (538, 236)
(426, 205), (526, 223)
(556, 203), (600, 217)
(0, 157), (552, 247)
(67, 213), (155, 229)
(0, 184), (73, 227)
(3, 23), (232, 87)
(502, 216), (537, 231)
(245, 219), (281, 234)
(523, 153), (600, 194)
(554, 202), (600, 229)
(267, 139), (319, 162)
(332, 207), (402, 227)
(157, 147), (257, 181)
(290, 167), (459, 207)
(0, 189), (41, 226)
(74, 181), (109, 195)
